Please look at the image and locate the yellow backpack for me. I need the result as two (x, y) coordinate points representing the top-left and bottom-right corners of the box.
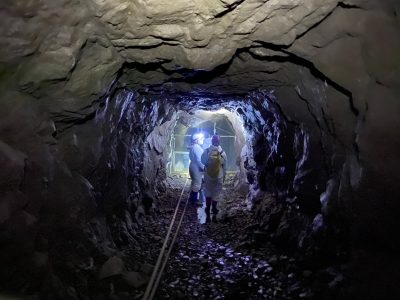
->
(206, 148), (223, 178)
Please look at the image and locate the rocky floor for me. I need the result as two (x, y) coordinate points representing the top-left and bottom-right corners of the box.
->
(155, 176), (312, 300)
(89, 175), (348, 300)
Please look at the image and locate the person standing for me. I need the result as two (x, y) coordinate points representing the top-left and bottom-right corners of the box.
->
(201, 135), (227, 215)
(188, 133), (205, 204)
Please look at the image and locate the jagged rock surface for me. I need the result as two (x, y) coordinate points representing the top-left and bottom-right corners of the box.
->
(0, 0), (399, 298)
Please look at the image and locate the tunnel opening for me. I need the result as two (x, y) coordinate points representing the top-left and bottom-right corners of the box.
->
(167, 108), (242, 176)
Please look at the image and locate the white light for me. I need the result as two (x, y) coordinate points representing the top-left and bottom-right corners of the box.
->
(193, 133), (204, 140)
(208, 108), (230, 115)
(193, 108), (231, 120)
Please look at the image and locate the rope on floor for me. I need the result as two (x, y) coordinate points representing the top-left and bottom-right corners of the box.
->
(142, 178), (189, 300)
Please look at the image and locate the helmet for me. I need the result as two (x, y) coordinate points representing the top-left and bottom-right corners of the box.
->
(192, 133), (204, 143)
(211, 135), (220, 146)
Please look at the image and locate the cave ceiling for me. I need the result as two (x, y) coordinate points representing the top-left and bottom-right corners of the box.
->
(0, 0), (398, 123)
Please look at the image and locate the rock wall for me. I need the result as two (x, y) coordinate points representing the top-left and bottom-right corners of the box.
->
(0, 0), (400, 297)
(233, 88), (340, 253)
(0, 87), (178, 297)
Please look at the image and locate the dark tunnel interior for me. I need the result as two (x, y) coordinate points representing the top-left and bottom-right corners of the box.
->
(1, 0), (400, 299)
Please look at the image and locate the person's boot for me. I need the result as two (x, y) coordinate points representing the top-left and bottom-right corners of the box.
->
(189, 191), (198, 204)
(212, 200), (219, 215)
(205, 197), (211, 215)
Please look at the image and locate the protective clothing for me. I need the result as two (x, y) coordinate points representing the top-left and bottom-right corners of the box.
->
(201, 145), (227, 202)
(189, 143), (204, 193)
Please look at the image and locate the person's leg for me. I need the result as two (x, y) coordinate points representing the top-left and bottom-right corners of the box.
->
(189, 166), (201, 203)
(189, 191), (198, 202)
(205, 197), (212, 215)
(211, 200), (218, 214)
(197, 188), (205, 206)
(211, 177), (223, 214)
(189, 165), (196, 200)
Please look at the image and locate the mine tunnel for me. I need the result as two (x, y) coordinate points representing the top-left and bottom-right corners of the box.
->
(1, 0), (400, 299)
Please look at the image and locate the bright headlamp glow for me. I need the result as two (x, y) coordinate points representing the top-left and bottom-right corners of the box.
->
(193, 133), (204, 141)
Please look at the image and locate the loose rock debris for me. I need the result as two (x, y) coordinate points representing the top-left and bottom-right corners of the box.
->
(156, 176), (312, 299)
(92, 175), (347, 300)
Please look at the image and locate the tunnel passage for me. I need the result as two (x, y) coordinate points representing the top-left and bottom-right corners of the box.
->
(49, 87), (356, 296)
(0, 69), (387, 299)
(167, 109), (243, 175)
(0, 81), (351, 298)
(1, 0), (400, 299)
